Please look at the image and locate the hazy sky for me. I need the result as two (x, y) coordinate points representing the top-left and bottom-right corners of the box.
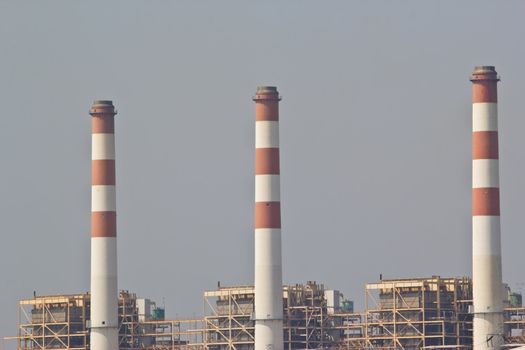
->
(1, 0), (525, 342)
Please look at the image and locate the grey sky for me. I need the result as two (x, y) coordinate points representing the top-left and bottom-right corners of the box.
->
(1, 0), (525, 342)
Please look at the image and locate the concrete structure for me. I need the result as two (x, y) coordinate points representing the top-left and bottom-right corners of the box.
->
(470, 66), (504, 350)
(90, 100), (119, 350)
(325, 290), (342, 315)
(253, 87), (284, 350)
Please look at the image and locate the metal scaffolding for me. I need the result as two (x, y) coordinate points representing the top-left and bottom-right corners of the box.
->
(16, 294), (89, 350)
(203, 285), (254, 350)
(202, 281), (334, 350)
(334, 277), (473, 350)
(6, 278), (525, 350)
(504, 307), (525, 344)
(9, 292), (203, 350)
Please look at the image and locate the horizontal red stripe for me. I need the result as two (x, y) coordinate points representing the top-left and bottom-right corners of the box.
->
(255, 102), (279, 121)
(92, 212), (117, 237)
(473, 131), (498, 159)
(472, 188), (500, 216)
(472, 82), (497, 103)
(92, 160), (116, 185)
(256, 148), (280, 175)
(255, 202), (281, 229)
(92, 116), (115, 133)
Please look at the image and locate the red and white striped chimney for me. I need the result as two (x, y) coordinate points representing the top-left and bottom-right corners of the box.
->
(253, 86), (284, 350)
(471, 66), (504, 350)
(90, 100), (118, 350)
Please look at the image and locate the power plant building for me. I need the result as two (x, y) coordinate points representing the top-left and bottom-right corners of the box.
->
(9, 277), (525, 350)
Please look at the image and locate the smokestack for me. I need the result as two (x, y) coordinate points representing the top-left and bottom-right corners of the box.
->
(471, 66), (504, 349)
(253, 86), (284, 350)
(90, 100), (118, 350)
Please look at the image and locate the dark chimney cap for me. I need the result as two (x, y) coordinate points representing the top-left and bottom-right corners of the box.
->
(256, 86), (278, 93)
(89, 100), (117, 116)
(253, 86), (280, 101)
(92, 100), (114, 107)
(474, 66), (496, 73)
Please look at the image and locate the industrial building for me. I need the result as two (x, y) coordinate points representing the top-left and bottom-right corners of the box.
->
(10, 282), (345, 350)
(7, 277), (525, 350)
(203, 282), (348, 350)
(12, 291), (204, 350)
(336, 277), (525, 349)
(339, 277), (473, 349)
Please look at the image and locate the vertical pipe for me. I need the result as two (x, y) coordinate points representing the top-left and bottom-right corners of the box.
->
(253, 86), (284, 350)
(471, 66), (504, 350)
(90, 100), (118, 350)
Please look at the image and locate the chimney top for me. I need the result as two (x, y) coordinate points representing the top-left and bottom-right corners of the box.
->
(471, 66), (499, 82)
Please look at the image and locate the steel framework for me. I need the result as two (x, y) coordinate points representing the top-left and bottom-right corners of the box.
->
(15, 294), (89, 350)
(333, 277), (473, 350)
(202, 282), (332, 350)
(9, 292), (203, 350)
(6, 279), (525, 350)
